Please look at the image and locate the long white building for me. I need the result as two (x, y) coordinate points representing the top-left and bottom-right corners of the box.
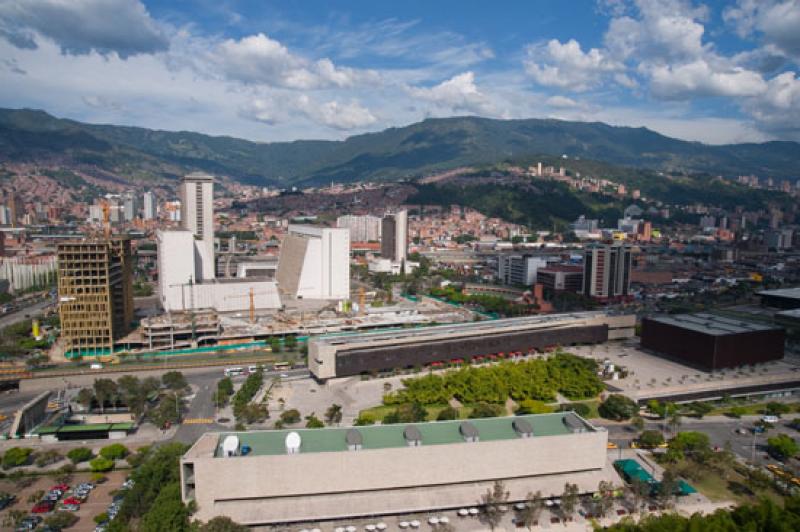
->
(336, 215), (381, 242)
(276, 225), (350, 300)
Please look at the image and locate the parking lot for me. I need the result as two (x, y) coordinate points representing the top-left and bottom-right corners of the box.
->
(0, 469), (128, 531)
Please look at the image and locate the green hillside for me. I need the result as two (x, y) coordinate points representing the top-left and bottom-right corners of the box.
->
(1, 108), (798, 186)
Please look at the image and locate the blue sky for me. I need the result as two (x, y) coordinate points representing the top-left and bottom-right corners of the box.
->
(1, 0), (799, 144)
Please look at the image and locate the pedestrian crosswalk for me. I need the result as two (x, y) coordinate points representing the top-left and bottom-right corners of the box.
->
(183, 418), (214, 425)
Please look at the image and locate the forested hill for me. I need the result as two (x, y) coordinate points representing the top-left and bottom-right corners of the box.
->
(1, 107), (799, 186)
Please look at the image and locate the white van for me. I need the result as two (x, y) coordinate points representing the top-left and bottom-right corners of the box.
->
(89, 363), (103, 370)
(224, 367), (244, 377)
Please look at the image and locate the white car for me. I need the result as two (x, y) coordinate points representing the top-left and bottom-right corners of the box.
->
(761, 415), (779, 424)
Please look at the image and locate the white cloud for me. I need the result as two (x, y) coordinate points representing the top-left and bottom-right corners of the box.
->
(241, 94), (377, 131)
(524, 39), (624, 92)
(724, 0), (800, 62)
(407, 72), (494, 114)
(0, 0), (168, 58)
(212, 33), (378, 90)
(545, 95), (582, 109)
(745, 71), (800, 136)
(648, 59), (767, 99)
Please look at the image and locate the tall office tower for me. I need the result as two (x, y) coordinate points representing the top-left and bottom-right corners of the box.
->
(180, 172), (215, 280)
(143, 191), (158, 220)
(380, 210), (408, 261)
(57, 238), (134, 358)
(276, 225), (350, 300)
(122, 190), (138, 222)
(582, 243), (633, 299)
(7, 193), (22, 228)
(336, 214), (382, 242)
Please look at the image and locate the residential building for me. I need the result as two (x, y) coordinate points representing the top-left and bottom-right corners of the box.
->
(122, 190), (138, 222)
(143, 191), (158, 220)
(180, 172), (215, 280)
(336, 215), (381, 242)
(57, 238), (134, 358)
(582, 243), (633, 299)
(381, 210), (407, 262)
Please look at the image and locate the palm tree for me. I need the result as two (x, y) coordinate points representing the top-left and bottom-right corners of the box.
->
(517, 491), (543, 530)
(560, 483), (579, 520)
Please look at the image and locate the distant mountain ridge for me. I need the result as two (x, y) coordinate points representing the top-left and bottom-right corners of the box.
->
(0, 107), (798, 185)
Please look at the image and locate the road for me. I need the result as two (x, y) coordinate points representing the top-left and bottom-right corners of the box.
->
(172, 367), (309, 444)
(0, 298), (54, 329)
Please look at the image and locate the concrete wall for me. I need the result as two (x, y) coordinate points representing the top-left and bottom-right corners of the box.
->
(184, 428), (607, 524)
(278, 225), (350, 300)
(157, 230), (196, 312)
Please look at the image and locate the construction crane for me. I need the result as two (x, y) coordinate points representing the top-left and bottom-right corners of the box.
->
(100, 199), (111, 239)
(226, 287), (269, 324)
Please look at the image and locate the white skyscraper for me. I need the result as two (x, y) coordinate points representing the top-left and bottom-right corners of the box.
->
(180, 172), (215, 280)
(276, 225), (350, 300)
(143, 191), (158, 220)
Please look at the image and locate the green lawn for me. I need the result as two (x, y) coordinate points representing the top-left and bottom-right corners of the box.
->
(666, 459), (783, 506)
(359, 404), (477, 422)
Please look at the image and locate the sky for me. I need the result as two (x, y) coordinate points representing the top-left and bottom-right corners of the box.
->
(1, 0), (799, 145)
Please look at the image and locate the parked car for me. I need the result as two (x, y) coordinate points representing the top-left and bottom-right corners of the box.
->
(32, 500), (55, 513)
(50, 484), (69, 492)
(762, 415), (780, 424)
(61, 503), (80, 511)
(62, 496), (82, 505)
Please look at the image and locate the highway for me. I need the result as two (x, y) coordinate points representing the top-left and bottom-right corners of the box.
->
(0, 298), (54, 329)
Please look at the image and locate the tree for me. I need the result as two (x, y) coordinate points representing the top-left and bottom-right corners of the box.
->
(305, 413), (324, 428)
(90, 456), (115, 472)
(631, 416), (645, 432)
(656, 469), (679, 509)
(2, 447), (32, 469)
(558, 403), (591, 417)
(94, 512), (109, 525)
(93, 378), (118, 413)
(599, 394), (638, 421)
(151, 393), (182, 428)
(668, 431), (712, 463)
(324, 404), (343, 425)
(436, 405), (459, 421)
(516, 399), (553, 415)
(77, 388), (94, 409)
(767, 434), (799, 460)
(766, 402), (791, 417)
(280, 409), (301, 424)
(200, 516), (250, 532)
(638, 430), (665, 449)
(162, 371), (188, 390)
(100, 443), (129, 460)
(687, 401), (713, 419)
(269, 337), (281, 353)
(668, 411), (682, 434)
(141, 482), (191, 532)
(284, 335), (297, 351)
(560, 482), (579, 520)
(34, 449), (62, 467)
(45, 511), (78, 529)
(354, 413), (376, 426)
(517, 491), (543, 530)
(2, 510), (27, 529)
(480, 480), (509, 531)
(596, 481), (615, 517)
(629, 477), (650, 514)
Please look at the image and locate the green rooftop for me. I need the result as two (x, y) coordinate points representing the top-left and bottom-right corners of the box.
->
(213, 413), (593, 458)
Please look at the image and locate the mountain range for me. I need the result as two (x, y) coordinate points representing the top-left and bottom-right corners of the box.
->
(1, 107), (798, 186)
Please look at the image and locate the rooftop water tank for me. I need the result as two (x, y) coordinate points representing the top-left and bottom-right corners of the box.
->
(286, 431), (301, 454)
(222, 435), (239, 457)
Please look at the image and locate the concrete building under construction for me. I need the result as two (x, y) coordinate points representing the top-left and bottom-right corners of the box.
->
(57, 238), (134, 358)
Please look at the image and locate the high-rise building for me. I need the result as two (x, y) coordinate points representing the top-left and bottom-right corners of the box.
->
(582, 243), (632, 299)
(180, 172), (215, 280)
(497, 254), (547, 286)
(122, 190), (138, 222)
(143, 191), (158, 220)
(57, 238), (134, 358)
(380, 210), (407, 262)
(336, 215), (381, 242)
(276, 225), (350, 300)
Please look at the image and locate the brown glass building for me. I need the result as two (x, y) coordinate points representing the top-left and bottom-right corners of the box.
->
(641, 313), (785, 370)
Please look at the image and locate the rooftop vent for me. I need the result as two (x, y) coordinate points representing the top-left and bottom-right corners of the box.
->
(346, 428), (363, 451)
(403, 425), (422, 446)
(512, 419), (533, 438)
(222, 435), (239, 457)
(459, 421), (480, 442)
(285, 431), (301, 454)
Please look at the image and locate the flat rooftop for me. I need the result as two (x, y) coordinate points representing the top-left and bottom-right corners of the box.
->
(209, 413), (592, 458)
(757, 287), (800, 300)
(314, 311), (620, 346)
(646, 313), (780, 336)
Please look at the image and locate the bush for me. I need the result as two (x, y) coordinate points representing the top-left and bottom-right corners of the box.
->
(90, 473), (107, 484)
(558, 403), (591, 417)
(279, 409), (301, 424)
(99, 443), (129, 461)
(766, 402), (792, 417)
(436, 406), (459, 420)
(89, 457), (115, 472)
(67, 447), (93, 464)
(353, 413), (376, 426)
(94, 512), (109, 524)
(599, 395), (638, 421)
(767, 434), (799, 460)
(162, 371), (188, 390)
(2, 447), (32, 469)
(469, 402), (504, 419)
(638, 430), (665, 449)
(305, 414), (324, 428)
(516, 399), (554, 415)
(726, 406), (746, 418)
(383, 402), (428, 424)
(45, 511), (78, 529)
(200, 516), (250, 532)
(34, 450), (62, 467)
